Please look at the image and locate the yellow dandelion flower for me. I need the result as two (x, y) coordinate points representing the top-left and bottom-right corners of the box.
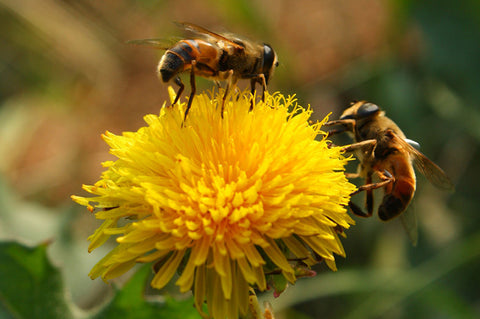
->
(72, 88), (356, 319)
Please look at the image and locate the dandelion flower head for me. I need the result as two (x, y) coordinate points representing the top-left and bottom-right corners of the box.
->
(72, 88), (356, 319)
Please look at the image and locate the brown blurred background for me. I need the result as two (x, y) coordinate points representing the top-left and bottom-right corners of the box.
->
(0, 0), (395, 203)
(1, 0), (479, 318)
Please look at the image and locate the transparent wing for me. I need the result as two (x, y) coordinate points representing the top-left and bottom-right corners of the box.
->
(388, 130), (454, 191)
(175, 21), (245, 50)
(411, 151), (454, 190)
(400, 206), (418, 246)
(125, 38), (177, 50)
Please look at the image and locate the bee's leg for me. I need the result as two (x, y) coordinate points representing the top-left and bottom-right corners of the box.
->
(326, 128), (347, 137)
(220, 84), (229, 118)
(182, 62), (197, 125)
(248, 78), (258, 111)
(349, 201), (372, 218)
(324, 119), (356, 137)
(341, 139), (377, 154)
(349, 169), (394, 218)
(345, 172), (361, 179)
(258, 74), (267, 101)
(221, 70), (234, 118)
(350, 171), (394, 196)
(324, 119), (355, 126)
(343, 139), (379, 214)
(171, 76), (185, 106)
(249, 78), (257, 96)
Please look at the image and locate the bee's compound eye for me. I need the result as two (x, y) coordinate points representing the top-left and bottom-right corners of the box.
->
(263, 44), (276, 69)
(262, 43), (277, 84)
(357, 102), (380, 118)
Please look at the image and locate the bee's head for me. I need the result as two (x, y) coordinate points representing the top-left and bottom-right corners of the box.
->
(262, 44), (278, 84)
(340, 101), (380, 120)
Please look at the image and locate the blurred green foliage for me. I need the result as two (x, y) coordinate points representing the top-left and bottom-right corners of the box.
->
(0, 0), (479, 318)
(0, 242), (74, 319)
(0, 242), (202, 318)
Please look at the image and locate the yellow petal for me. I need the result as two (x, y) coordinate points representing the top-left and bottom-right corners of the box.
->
(151, 249), (186, 289)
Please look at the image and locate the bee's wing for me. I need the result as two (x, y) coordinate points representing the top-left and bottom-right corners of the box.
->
(412, 154), (454, 190)
(400, 206), (418, 246)
(126, 38), (177, 50)
(175, 22), (245, 51)
(389, 130), (454, 190)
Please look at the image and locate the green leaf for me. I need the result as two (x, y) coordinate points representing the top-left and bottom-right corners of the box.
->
(0, 241), (202, 319)
(91, 263), (201, 319)
(0, 241), (75, 319)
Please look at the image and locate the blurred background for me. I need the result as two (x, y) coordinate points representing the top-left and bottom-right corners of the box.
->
(0, 0), (479, 318)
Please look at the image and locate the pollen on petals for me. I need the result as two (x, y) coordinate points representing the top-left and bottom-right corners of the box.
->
(73, 88), (356, 319)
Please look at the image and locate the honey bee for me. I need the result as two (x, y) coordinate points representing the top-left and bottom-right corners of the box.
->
(128, 22), (278, 121)
(325, 101), (454, 244)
